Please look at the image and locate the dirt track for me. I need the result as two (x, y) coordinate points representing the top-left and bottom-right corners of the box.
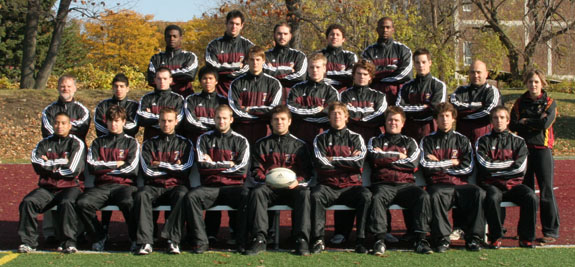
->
(1, 161), (573, 251)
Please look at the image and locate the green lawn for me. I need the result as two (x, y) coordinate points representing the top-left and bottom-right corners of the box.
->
(2, 248), (575, 266)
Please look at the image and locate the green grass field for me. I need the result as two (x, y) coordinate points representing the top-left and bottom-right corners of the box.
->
(2, 248), (575, 266)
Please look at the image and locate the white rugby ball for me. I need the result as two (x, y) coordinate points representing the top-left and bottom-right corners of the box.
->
(265, 167), (297, 189)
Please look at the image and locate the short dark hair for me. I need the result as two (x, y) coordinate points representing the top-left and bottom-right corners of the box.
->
(377, 17), (394, 26)
(384, 106), (406, 122)
(248, 46), (266, 61)
(273, 22), (291, 34)
(325, 24), (346, 39)
(413, 48), (431, 61)
(271, 105), (291, 119)
(198, 66), (219, 81)
(434, 102), (457, 120)
(164, 24), (183, 36)
(352, 59), (376, 79)
(156, 67), (172, 77)
(112, 73), (129, 87)
(54, 111), (70, 120)
(159, 107), (178, 117)
(106, 105), (127, 121)
(226, 10), (245, 23)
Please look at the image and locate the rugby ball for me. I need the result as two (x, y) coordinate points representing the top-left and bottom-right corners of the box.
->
(265, 167), (297, 189)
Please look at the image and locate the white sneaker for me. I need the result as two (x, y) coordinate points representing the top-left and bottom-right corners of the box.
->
(449, 229), (464, 241)
(168, 240), (180, 254)
(384, 233), (399, 244)
(64, 246), (78, 254)
(137, 244), (153, 255)
(330, 234), (346, 245)
(18, 244), (35, 253)
(91, 237), (107, 251)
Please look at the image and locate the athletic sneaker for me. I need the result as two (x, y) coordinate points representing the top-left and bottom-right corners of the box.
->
(384, 233), (399, 244)
(168, 240), (180, 254)
(373, 240), (386, 256)
(330, 234), (346, 245)
(294, 238), (310, 256)
(355, 243), (368, 254)
(489, 239), (502, 249)
(137, 244), (153, 255)
(539, 236), (556, 243)
(434, 239), (450, 253)
(192, 244), (209, 254)
(449, 229), (464, 241)
(519, 240), (536, 248)
(244, 237), (266, 255)
(465, 239), (482, 252)
(63, 246), (78, 254)
(311, 240), (325, 254)
(91, 237), (107, 251)
(17, 244), (36, 253)
(414, 239), (433, 254)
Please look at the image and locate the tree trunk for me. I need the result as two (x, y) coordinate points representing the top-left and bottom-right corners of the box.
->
(286, 0), (302, 50)
(19, 0), (40, 89)
(34, 0), (72, 90)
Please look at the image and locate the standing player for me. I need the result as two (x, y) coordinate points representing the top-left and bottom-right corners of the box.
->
(94, 73), (139, 137)
(319, 24), (358, 92)
(138, 67), (185, 140)
(228, 46), (283, 145)
(450, 60), (501, 144)
(162, 105), (250, 254)
(396, 48), (446, 141)
(18, 112), (85, 253)
(476, 106), (537, 248)
(419, 102), (485, 252)
(205, 10), (254, 97)
(287, 52), (339, 145)
(77, 105), (140, 251)
(133, 108), (194, 255)
(147, 25), (199, 97)
(264, 22), (307, 101)
(310, 102), (371, 254)
(183, 66), (228, 143)
(245, 105), (313, 255)
(362, 17), (413, 106)
(510, 69), (559, 243)
(367, 106), (432, 255)
(41, 75), (90, 141)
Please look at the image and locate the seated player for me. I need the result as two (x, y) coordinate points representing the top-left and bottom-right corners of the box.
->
(18, 112), (85, 253)
(138, 67), (185, 140)
(244, 105), (312, 255)
(77, 105), (140, 251)
(310, 102), (371, 254)
(94, 73), (139, 137)
(162, 104), (250, 254)
(133, 108), (194, 255)
(476, 106), (537, 248)
(287, 52), (340, 145)
(419, 102), (485, 252)
(367, 106), (432, 255)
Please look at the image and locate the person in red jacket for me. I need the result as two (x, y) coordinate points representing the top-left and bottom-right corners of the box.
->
(367, 106), (432, 255)
(18, 112), (86, 254)
(310, 102), (371, 254)
(420, 102), (485, 253)
(510, 69), (559, 243)
(476, 106), (537, 248)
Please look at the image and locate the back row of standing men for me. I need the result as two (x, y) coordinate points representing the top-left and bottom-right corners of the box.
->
(19, 9), (558, 256)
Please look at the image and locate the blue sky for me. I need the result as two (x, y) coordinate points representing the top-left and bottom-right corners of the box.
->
(131, 0), (221, 21)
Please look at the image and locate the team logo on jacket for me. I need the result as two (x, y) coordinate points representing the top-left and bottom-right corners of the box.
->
(285, 154), (292, 164)
(451, 150), (458, 159)
(118, 149), (125, 159)
(425, 93), (431, 101)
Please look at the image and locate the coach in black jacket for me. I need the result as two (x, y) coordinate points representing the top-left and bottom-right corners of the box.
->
(419, 102), (485, 253)
(78, 106), (140, 251)
(147, 25), (198, 97)
(311, 102), (371, 254)
(18, 112), (85, 254)
(133, 108), (193, 255)
(94, 74), (139, 137)
(476, 106), (536, 249)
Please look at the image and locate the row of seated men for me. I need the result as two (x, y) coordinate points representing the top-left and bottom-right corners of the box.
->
(19, 96), (536, 256)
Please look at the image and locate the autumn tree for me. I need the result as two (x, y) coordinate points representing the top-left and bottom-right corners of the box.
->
(470, 0), (575, 81)
(81, 9), (161, 73)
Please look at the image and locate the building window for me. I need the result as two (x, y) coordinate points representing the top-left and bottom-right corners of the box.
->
(464, 41), (473, 66)
(462, 1), (472, 12)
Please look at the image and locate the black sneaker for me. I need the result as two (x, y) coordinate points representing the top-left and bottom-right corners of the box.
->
(465, 239), (482, 252)
(414, 239), (433, 254)
(244, 237), (266, 255)
(355, 243), (368, 254)
(434, 239), (450, 253)
(192, 243), (209, 254)
(294, 238), (310, 256)
(373, 240), (386, 256)
(311, 240), (325, 254)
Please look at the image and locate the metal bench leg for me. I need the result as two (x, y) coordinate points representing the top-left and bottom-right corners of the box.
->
(274, 210), (280, 250)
